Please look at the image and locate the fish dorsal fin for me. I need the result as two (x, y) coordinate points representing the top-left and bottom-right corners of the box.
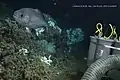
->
(33, 9), (41, 13)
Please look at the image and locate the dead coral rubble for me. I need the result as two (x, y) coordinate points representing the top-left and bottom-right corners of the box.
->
(0, 18), (84, 80)
(0, 18), (55, 80)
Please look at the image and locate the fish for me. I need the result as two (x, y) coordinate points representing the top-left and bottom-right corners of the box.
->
(13, 8), (48, 29)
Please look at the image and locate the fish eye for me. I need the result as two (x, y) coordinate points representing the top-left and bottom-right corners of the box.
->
(20, 14), (23, 18)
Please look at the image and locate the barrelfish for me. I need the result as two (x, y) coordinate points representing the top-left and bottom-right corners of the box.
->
(13, 8), (48, 28)
(13, 8), (49, 36)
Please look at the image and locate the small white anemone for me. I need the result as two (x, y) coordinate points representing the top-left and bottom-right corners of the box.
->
(40, 55), (52, 66)
(19, 48), (29, 55)
(35, 27), (45, 36)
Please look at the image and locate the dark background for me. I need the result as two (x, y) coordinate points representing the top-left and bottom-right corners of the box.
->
(1, 0), (120, 52)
